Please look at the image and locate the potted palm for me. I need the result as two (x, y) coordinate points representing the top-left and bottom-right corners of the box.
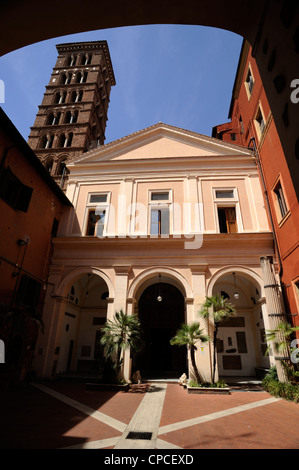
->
(264, 321), (299, 384)
(170, 322), (209, 386)
(88, 309), (142, 390)
(198, 292), (236, 385)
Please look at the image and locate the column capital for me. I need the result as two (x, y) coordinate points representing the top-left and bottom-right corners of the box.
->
(189, 263), (208, 274)
(113, 264), (131, 275)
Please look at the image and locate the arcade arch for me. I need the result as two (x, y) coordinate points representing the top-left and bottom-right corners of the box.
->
(130, 270), (189, 379)
(54, 269), (113, 375)
(207, 267), (271, 379)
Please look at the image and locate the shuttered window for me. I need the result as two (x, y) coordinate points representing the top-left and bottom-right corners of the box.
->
(0, 167), (32, 212)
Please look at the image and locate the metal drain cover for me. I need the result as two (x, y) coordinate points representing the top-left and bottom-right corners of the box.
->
(126, 431), (153, 440)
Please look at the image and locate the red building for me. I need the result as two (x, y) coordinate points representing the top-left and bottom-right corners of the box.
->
(212, 39), (299, 331)
(0, 107), (72, 384)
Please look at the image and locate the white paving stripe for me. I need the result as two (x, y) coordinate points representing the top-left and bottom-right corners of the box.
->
(158, 396), (280, 435)
(114, 383), (167, 449)
(32, 383), (126, 432)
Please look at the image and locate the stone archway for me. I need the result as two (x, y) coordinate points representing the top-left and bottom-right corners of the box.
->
(133, 280), (187, 379)
(208, 267), (271, 379)
(54, 269), (112, 376)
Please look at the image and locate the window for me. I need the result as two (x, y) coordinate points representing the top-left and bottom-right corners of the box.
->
(239, 116), (244, 134)
(41, 134), (54, 149)
(64, 111), (78, 124)
(85, 193), (109, 236)
(215, 189), (234, 199)
(151, 192), (169, 201)
(76, 90), (83, 102)
(0, 167), (33, 212)
(55, 91), (67, 104)
(218, 207), (238, 233)
(44, 157), (54, 174)
(89, 194), (107, 203)
(17, 275), (41, 309)
(273, 180), (288, 220)
(255, 106), (266, 139)
(150, 208), (169, 235)
(76, 71), (88, 84)
(245, 67), (254, 97)
(61, 73), (72, 85)
(47, 112), (60, 125)
(213, 187), (240, 233)
(86, 209), (106, 236)
(149, 191), (170, 235)
(59, 133), (73, 148)
(81, 54), (92, 65)
(67, 54), (77, 66)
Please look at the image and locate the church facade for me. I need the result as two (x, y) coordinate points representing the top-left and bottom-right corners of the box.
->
(34, 122), (278, 382)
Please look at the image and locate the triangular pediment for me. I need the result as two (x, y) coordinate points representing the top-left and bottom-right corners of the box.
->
(70, 123), (252, 166)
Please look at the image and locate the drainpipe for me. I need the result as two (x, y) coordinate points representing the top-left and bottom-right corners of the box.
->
(248, 138), (289, 381)
(248, 137), (290, 312)
(248, 137), (283, 278)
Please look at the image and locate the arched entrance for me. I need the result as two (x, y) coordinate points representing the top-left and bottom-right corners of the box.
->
(133, 280), (187, 379)
(56, 272), (110, 376)
(210, 270), (270, 379)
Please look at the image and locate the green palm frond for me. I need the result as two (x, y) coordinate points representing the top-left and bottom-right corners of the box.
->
(265, 321), (299, 355)
(198, 292), (236, 324)
(170, 322), (210, 348)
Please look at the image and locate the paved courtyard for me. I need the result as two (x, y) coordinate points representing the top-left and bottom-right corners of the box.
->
(0, 380), (298, 450)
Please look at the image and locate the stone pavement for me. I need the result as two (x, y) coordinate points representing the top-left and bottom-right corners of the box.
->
(0, 379), (299, 450)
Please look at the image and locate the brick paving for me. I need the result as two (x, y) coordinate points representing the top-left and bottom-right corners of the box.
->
(0, 380), (298, 450)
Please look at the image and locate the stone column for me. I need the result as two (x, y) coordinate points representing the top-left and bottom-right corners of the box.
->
(124, 297), (137, 382)
(188, 264), (211, 382)
(113, 264), (131, 313)
(113, 264), (131, 381)
(33, 266), (65, 377)
(260, 256), (288, 382)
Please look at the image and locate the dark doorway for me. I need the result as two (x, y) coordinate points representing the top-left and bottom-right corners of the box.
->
(134, 282), (187, 378)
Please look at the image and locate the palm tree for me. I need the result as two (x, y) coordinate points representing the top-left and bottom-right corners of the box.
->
(198, 293), (236, 384)
(100, 310), (142, 379)
(265, 321), (299, 381)
(170, 322), (210, 384)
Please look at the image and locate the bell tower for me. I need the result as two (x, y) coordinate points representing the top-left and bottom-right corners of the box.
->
(28, 41), (116, 188)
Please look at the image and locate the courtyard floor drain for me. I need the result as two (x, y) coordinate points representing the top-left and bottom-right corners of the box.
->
(126, 431), (153, 440)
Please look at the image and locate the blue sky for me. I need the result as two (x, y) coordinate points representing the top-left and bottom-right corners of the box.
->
(0, 24), (242, 144)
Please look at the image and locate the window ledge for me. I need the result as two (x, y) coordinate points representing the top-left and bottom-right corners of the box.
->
(278, 209), (291, 228)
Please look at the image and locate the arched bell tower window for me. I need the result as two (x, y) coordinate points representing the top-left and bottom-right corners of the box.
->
(44, 157), (54, 174)
(56, 158), (67, 176)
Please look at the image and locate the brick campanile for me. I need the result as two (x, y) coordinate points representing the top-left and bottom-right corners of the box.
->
(28, 41), (116, 187)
